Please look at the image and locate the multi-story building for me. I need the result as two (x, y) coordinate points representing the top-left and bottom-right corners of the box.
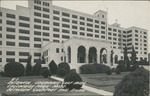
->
(0, 0), (148, 72)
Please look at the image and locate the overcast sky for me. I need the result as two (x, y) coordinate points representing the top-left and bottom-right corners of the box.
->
(0, 0), (150, 52)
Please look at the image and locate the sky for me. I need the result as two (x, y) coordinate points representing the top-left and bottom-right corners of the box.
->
(0, 0), (150, 52)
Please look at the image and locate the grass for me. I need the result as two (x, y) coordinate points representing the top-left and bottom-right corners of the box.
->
(0, 76), (99, 96)
(80, 72), (131, 93)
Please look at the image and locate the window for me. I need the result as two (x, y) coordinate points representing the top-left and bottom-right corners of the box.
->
(87, 18), (93, 22)
(0, 58), (1, 62)
(127, 30), (132, 33)
(43, 20), (49, 24)
(6, 58), (15, 62)
(6, 13), (15, 19)
(0, 12), (2, 16)
(108, 32), (111, 35)
(80, 16), (85, 20)
(53, 40), (59, 42)
(34, 18), (41, 23)
(80, 27), (85, 31)
(19, 52), (29, 56)
(34, 12), (41, 17)
(72, 31), (77, 35)
(6, 51), (15, 55)
(0, 34), (2, 38)
(127, 34), (132, 38)
(72, 25), (77, 29)
(19, 59), (27, 62)
(34, 53), (41, 56)
(95, 25), (99, 28)
(87, 23), (93, 27)
(19, 29), (30, 34)
(34, 6), (41, 11)
(72, 15), (77, 18)
(19, 36), (30, 40)
(80, 22), (85, 25)
(102, 15), (104, 18)
(43, 38), (49, 41)
(34, 31), (41, 35)
(0, 51), (2, 55)
(108, 28), (112, 31)
(80, 32), (85, 36)
(87, 33), (93, 37)
(43, 8), (49, 12)
(95, 30), (99, 33)
(56, 48), (59, 53)
(53, 22), (59, 26)
(113, 33), (117, 36)
(53, 16), (59, 20)
(101, 35), (105, 39)
(113, 38), (117, 40)
(43, 32), (49, 36)
(43, 14), (49, 18)
(53, 10), (59, 15)
(101, 31), (105, 34)
(72, 20), (77, 24)
(101, 26), (105, 29)
(62, 18), (70, 22)
(19, 16), (30, 21)
(0, 19), (2, 23)
(43, 26), (49, 30)
(53, 34), (59, 38)
(6, 34), (15, 39)
(6, 20), (15, 25)
(113, 29), (117, 32)
(0, 41), (2, 45)
(0, 26), (2, 31)
(43, 2), (49, 6)
(61, 57), (63, 61)
(6, 27), (15, 32)
(101, 21), (105, 25)
(34, 44), (41, 48)
(34, 37), (41, 41)
(62, 12), (70, 17)
(95, 20), (99, 23)
(53, 28), (59, 32)
(87, 28), (93, 32)
(144, 32), (147, 34)
(108, 37), (112, 40)
(34, 25), (41, 29)
(19, 43), (30, 47)
(62, 24), (70, 28)
(62, 29), (70, 33)
(62, 35), (70, 39)
(95, 35), (99, 38)
(6, 41), (15, 46)
(19, 23), (30, 28)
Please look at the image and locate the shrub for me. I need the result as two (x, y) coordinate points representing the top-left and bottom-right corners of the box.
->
(58, 62), (70, 73)
(26, 55), (32, 76)
(130, 64), (139, 72)
(32, 62), (42, 76)
(49, 60), (58, 75)
(114, 67), (149, 96)
(4, 62), (24, 77)
(106, 69), (112, 75)
(57, 68), (67, 77)
(111, 68), (116, 72)
(64, 71), (83, 90)
(0, 71), (5, 77)
(115, 68), (121, 74)
(80, 63), (110, 74)
(40, 67), (51, 78)
(117, 64), (127, 72)
(118, 60), (125, 65)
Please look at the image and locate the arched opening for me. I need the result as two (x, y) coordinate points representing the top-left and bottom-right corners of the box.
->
(88, 47), (97, 63)
(100, 48), (107, 64)
(115, 55), (118, 64)
(67, 47), (71, 63)
(77, 46), (86, 63)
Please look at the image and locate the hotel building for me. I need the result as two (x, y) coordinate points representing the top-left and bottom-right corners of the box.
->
(0, 0), (148, 72)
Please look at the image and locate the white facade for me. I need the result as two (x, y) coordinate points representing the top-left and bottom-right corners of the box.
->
(0, 0), (148, 71)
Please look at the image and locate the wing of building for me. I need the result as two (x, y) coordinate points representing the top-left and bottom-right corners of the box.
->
(0, 0), (148, 72)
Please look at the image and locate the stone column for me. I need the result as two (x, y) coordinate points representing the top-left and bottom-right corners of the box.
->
(85, 47), (89, 64)
(71, 45), (78, 64)
(107, 49), (111, 67)
(97, 52), (100, 63)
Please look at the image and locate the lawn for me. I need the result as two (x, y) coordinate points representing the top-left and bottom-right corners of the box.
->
(0, 76), (100, 96)
(80, 72), (131, 93)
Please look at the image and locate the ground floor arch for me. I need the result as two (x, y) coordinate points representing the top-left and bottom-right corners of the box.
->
(100, 48), (107, 64)
(88, 47), (97, 63)
(77, 46), (86, 63)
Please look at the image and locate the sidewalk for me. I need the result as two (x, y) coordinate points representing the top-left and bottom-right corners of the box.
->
(51, 76), (113, 96)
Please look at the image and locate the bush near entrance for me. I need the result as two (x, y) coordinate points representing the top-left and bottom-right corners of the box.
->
(40, 67), (51, 78)
(4, 62), (24, 77)
(49, 60), (58, 75)
(32, 62), (42, 76)
(116, 64), (127, 72)
(57, 68), (67, 77)
(58, 62), (70, 74)
(64, 71), (83, 90)
(114, 67), (149, 96)
(80, 63), (110, 74)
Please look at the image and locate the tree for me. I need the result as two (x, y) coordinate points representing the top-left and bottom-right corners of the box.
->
(110, 50), (114, 66)
(26, 55), (32, 76)
(123, 46), (130, 71)
(49, 60), (58, 75)
(32, 57), (42, 76)
(41, 55), (45, 64)
(131, 45), (137, 65)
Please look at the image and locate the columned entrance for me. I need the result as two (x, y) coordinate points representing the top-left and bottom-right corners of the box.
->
(67, 46), (71, 63)
(88, 47), (97, 63)
(77, 46), (86, 63)
(100, 48), (107, 63)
